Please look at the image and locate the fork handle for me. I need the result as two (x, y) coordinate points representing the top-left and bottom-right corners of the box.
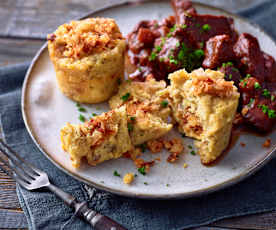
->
(76, 202), (127, 230)
(47, 184), (127, 229)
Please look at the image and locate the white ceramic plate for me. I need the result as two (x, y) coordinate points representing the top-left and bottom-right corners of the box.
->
(22, 0), (276, 199)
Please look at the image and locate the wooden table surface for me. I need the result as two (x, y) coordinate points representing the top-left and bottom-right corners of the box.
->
(0, 0), (276, 229)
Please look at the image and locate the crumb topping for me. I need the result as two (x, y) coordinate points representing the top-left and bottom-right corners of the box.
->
(48, 18), (123, 59)
(191, 76), (237, 98)
(123, 173), (134, 184)
(263, 138), (271, 148)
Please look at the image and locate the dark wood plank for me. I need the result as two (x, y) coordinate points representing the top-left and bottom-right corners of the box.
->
(0, 38), (44, 66)
(0, 0), (124, 39)
(0, 208), (27, 229)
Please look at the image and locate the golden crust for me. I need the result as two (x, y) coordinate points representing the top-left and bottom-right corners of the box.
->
(47, 18), (123, 59)
(48, 18), (126, 103)
(168, 68), (240, 164)
(60, 106), (132, 168)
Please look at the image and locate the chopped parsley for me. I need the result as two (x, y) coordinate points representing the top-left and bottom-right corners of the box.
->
(199, 42), (204, 48)
(92, 113), (97, 117)
(202, 24), (211, 31)
(78, 107), (86, 112)
(161, 100), (169, 108)
(190, 150), (196, 155)
(188, 145), (193, 149)
(176, 41), (180, 47)
(126, 79), (132, 83)
(248, 98), (255, 107)
(268, 109), (276, 118)
(130, 116), (136, 121)
(121, 92), (130, 102)
(170, 24), (177, 33)
(232, 67), (239, 72)
(254, 82), (261, 89)
(181, 24), (187, 29)
(79, 114), (86, 122)
(76, 102), (81, 107)
(117, 78), (121, 85)
(258, 104), (269, 114)
(149, 52), (157, 61)
(113, 170), (120, 177)
(144, 182), (148, 185)
(271, 95), (275, 101)
(228, 74), (232, 80)
(155, 46), (162, 53)
(246, 74), (251, 78)
(127, 123), (134, 132)
(166, 184), (170, 187)
(194, 49), (204, 58)
(138, 166), (146, 175)
(262, 89), (271, 98)
(139, 143), (147, 152)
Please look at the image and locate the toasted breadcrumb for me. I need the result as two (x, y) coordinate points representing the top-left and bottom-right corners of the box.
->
(147, 139), (164, 153)
(183, 163), (188, 168)
(48, 18), (123, 59)
(167, 153), (179, 163)
(263, 139), (271, 148)
(240, 142), (246, 147)
(123, 173), (134, 185)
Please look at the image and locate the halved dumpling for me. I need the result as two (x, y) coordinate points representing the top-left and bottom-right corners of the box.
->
(60, 105), (132, 168)
(168, 68), (240, 164)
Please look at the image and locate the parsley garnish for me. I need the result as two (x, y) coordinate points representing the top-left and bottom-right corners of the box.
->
(144, 182), (148, 185)
(194, 49), (204, 58)
(262, 89), (271, 98)
(138, 166), (146, 175)
(181, 24), (187, 29)
(149, 52), (157, 61)
(176, 41), (180, 47)
(121, 92), (130, 102)
(79, 114), (86, 122)
(113, 170), (120, 177)
(254, 82), (261, 89)
(76, 102), (80, 107)
(258, 104), (269, 114)
(166, 184), (170, 187)
(139, 143), (147, 152)
(268, 109), (276, 118)
(228, 74), (232, 80)
(155, 45), (162, 53)
(130, 116), (136, 121)
(199, 42), (204, 48)
(161, 100), (169, 108)
(92, 113), (97, 116)
(202, 24), (211, 31)
(190, 150), (196, 155)
(232, 67), (239, 72)
(188, 145), (193, 149)
(246, 74), (251, 78)
(127, 123), (134, 132)
(248, 98), (255, 107)
(271, 95), (275, 101)
(78, 107), (86, 112)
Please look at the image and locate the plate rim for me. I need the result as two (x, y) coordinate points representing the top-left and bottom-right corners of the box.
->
(21, 0), (276, 200)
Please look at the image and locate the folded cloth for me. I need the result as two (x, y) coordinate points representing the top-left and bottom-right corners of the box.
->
(1, 1), (276, 229)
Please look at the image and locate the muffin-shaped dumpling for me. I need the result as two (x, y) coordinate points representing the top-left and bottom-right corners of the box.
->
(48, 18), (126, 103)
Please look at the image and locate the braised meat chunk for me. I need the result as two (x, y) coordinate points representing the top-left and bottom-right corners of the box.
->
(233, 33), (266, 83)
(203, 35), (236, 69)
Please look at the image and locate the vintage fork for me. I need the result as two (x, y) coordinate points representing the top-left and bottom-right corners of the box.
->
(0, 139), (127, 230)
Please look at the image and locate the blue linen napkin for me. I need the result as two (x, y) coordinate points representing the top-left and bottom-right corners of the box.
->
(1, 1), (276, 229)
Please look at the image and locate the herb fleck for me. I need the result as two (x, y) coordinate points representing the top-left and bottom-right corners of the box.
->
(127, 123), (134, 132)
(139, 143), (147, 152)
(78, 107), (86, 112)
(92, 113), (97, 117)
(144, 182), (148, 185)
(190, 150), (196, 155)
(79, 114), (86, 122)
(161, 100), (169, 108)
(258, 104), (269, 114)
(138, 166), (146, 175)
(254, 82), (261, 89)
(248, 98), (255, 107)
(130, 116), (136, 121)
(188, 145), (193, 149)
(271, 95), (275, 101)
(268, 109), (276, 118)
(121, 92), (130, 102)
(149, 52), (157, 61)
(262, 89), (271, 98)
(202, 24), (211, 31)
(113, 170), (120, 177)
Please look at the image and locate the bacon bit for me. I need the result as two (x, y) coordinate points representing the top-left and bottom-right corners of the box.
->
(263, 138), (271, 148)
(167, 153), (179, 163)
(163, 140), (172, 150)
(147, 139), (164, 153)
(240, 142), (246, 147)
(155, 157), (161, 161)
(134, 158), (144, 168)
(168, 138), (184, 154)
(122, 152), (131, 159)
(124, 148), (142, 160)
